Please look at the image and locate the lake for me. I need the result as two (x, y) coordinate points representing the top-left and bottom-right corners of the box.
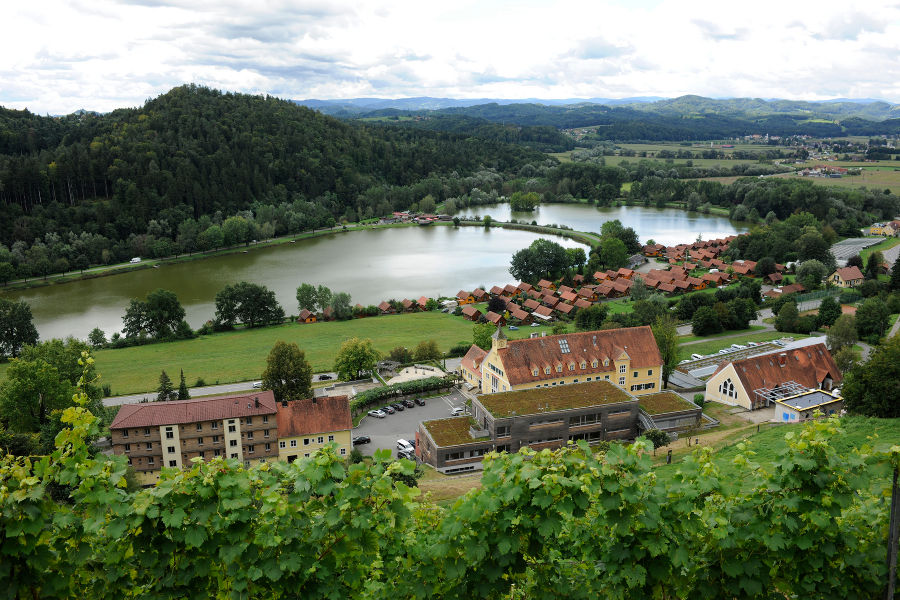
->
(452, 203), (747, 247)
(6, 226), (586, 340)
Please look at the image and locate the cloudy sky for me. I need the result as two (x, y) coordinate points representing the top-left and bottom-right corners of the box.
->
(4, 0), (900, 114)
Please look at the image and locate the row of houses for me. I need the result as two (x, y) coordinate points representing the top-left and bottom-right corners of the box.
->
(109, 392), (352, 486)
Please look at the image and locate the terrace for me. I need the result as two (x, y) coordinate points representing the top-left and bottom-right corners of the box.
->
(478, 380), (634, 418)
(422, 417), (489, 447)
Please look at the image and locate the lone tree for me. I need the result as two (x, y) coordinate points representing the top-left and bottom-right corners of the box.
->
(177, 369), (190, 400)
(157, 370), (176, 402)
(643, 429), (671, 456)
(0, 298), (39, 358)
(122, 289), (186, 339)
(333, 337), (380, 381)
(651, 316), (680, 389)
(261, 341), (312, 402)
(816, 296), (842, 328)
(215, 282), (284, 328)
(775, 301), (799, 333)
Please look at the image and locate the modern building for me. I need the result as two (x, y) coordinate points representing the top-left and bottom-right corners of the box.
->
(773, 390), (844, 422)
(109, 391), (280, 486)
(471, 327), (663, 396)
(417, 380), (641, 474)
(276, 396), (352, 462)
(705, 343), (842, 410)
(637, 391), (703, 433)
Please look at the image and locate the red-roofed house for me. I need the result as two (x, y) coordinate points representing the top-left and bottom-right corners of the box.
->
(461, 305), (483, 321)
(377, 300), (395, 315)
(537, 279), (555, 291)
(472, 289), (488, 302)
(298, 309), (317, 324)
(460, 345), (488, 388)
(705, 344), (841, 410)
(828, 266), (864, 288)
(485, 311), (506, 326)
(456, 290), (475, 304)
(277, 396), (352, 462)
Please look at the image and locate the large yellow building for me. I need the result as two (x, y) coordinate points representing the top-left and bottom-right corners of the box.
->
(471, 327), (663, 396)
(276, 396), (352, 462)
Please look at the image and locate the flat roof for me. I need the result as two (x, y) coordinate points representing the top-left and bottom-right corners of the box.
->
(639, 392), (698, 415)
(422, 417), (489, 447)
(776, 390), (841, 411)
(477, 380), (635, 418)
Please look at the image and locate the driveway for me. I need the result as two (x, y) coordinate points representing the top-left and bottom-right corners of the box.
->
(353, 389), (468, 457)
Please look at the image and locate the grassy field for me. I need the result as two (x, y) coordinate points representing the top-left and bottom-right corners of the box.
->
(774, 170), (900, 193)
(677, 331), (812, 361)
(860, 237), (900, 262)
(677, 325), (766, 344)
(0, 310), (560, 396)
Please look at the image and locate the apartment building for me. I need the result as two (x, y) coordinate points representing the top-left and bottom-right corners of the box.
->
(109, 391), (279, 486)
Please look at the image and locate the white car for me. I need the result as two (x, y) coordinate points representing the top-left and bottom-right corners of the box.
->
(691, 353), (703, 360)
(450, 406), (466, 416)
(396, 439), (415, 453)
(252, 381), (262, 389)
(367, 409), (387, 419)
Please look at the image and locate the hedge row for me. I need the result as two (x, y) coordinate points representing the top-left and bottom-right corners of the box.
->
(351, 376), (454, 412)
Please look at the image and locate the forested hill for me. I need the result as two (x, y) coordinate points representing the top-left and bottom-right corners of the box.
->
(0, 85), (544, 252)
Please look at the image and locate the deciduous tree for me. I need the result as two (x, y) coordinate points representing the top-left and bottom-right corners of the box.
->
(842, 336), (900, 417)
(826, 314), (857, 352)
(651, 316), (680, 388)
(334, 337), (380, 381)
(0, 298), (39, 358)
(473, 323), (494, 351)
(261, 341), (312, 402)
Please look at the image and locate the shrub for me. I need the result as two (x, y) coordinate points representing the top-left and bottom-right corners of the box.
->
(351, 377), (453, 413)
(693, 393), (705, 409)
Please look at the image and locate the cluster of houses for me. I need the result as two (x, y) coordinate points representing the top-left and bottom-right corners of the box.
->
(380, 211), (453, 226)
(866, 220), (900, 237)
(798, 165), (850, 178)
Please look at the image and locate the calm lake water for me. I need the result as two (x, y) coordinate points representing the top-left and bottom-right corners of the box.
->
(6, 204), (748, 341)
(6, 226), (586, 340)
(452, 204), (747, 247)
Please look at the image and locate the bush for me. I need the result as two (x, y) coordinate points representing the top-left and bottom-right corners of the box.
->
(349, 448), (364, 464)
(693, 393), (705, 409)
(796, 315), (818, 334)
(448, 343), (471, 358)
(102, 384), (112, 398)
(194, 378), (206, 387)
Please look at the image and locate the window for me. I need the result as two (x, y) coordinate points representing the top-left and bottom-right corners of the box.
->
(127, 458), (132, 465)
(618, 376), (626, 386)
(196, 423), (202, 431)
(647, 369), (653, 376)
(290, 440), (297, 448)
(568, 363), (575, 371)
(570, 414), (599, 427)
(144, 428), (151, 436)
(496, 445), (511, 453)
(199, 451), (205, 458)
(230, 453), (238, 459)
(145, 442), (152, 450)
(580, 362), (586, 369)
(248, 445), (255, 454)
(244, 460), (251, 468)
(586, 377), (592, 381)
(167, 446), (175, 453)
(304, 453), (310, 458)
(265, 443), (271, 451)
(558, 339), (570, 353)
(496, 425), (510, 438)
(556, 364), (562, 373)
(228, 425), (236, 433)
(245, 417), (253, 425)
(279, 441), (286, 448)
(124, 443), (131, 452)
(446, 451), (464, 461)
(229, 440), (237, 447)
(619, 364), (626, 374)
(263, 429), (269, 438)
(340, 448), (346, 456)
(122, 429), (129, 438)
(328, 435), (334, 442)
(304, 438), (310, 446)
(262, 415), (269, 424)
(317, 436), (324, 444)
(246, 431), (254, 440)
(214, 449), (221, 457)
(212, 435), (220, 443)
(604, 375), (610, 380)
(718, 378), (736, 399)
(544, 367), (551, 375)
(591, 360), (598, 368)
(169, 460), (177, 467)
(148, 457), (154, 465)
(603, 359), (609, 367)
(165, 427), (174, 439)
(198, 437), (204, 445)
(532, 368), (539, 376)
(633, 371), (638, 378)
(211, 422), (219, 429)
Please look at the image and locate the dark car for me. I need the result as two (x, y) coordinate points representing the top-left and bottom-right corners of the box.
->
(352, 435), (371, 445)
(319, 374), (332, 381)
(396, 449), (415, 460)
(414, 397), (426, 406)
(391, 402), (405, 412)
(382, 405), (395, 414)
(403, 399), (415, 408)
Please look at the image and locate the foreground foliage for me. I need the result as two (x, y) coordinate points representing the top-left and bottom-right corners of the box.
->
(0, 361), (895, 598)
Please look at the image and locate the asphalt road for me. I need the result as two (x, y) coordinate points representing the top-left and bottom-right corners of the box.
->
(353, 389), (468, 458)
(102, 372), (338, 407)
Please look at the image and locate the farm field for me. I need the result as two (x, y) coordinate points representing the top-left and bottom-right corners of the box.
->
(773, 170), (900, 193)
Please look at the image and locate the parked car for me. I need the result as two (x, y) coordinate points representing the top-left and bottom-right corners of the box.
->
(252, 381), (262, 389)
(382, 406), (395, 414)
(679, 359), (690, 364)
(397, 449), (415, 460)
(508, 325), (519, 330)
(367, 409), (387, 419)
(403, 399), (415, 408)
(718, 349), (729, 354)
(730, 344), (747, 350)
(746, 341), (758, 347)
(691, 353), (703, 360)
(319, 374), (332, 380)
(414, 398), (426, 406)
(397, 439), (415, 453)
(450, 406), (466, 416)
(352, 435), (371, 445)
(530, 323), (540, 327)
(391, 402), (405, 412)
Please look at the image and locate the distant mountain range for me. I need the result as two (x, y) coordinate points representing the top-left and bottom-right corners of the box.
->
(296, 94), (900, 122)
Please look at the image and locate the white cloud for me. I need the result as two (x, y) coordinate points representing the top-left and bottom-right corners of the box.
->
(3, 0), (900, 113)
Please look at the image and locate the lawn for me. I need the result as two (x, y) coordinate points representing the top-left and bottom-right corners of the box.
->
(678, 325), (766, 343)
(73, 312), (483, 396)
(677, 331), (812, 361)
(860, 237), (900, 262)
(774, 170), (900, 194)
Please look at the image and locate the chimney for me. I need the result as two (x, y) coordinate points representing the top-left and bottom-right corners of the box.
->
(254, 397), (260, 408)
(779, 353), (787, 366)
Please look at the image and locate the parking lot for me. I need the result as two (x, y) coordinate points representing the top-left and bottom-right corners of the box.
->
(353, 389), (468, 457)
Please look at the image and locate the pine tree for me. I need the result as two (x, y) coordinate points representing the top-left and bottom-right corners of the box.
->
(890, 254), (900, 291)
(177, 369), (190, 400)
(157, 370), (175, 402)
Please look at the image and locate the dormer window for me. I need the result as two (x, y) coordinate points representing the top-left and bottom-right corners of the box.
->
(544, 367), (551, 375)
(568, 363), (575, 371)
(580, 361), (586, 369)
(532, 368), (539, 377)
(556, 364), (562, 373)
(591, 360), (598, 368)
(603, 359), (609, 366)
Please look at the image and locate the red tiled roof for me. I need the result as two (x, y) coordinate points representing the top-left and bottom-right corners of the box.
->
(276, 396), (351, 437)
(298, 309), (314, 320)
(490, 285), (504, 295)
(456, 290), (471, 300)
(834, 266), (864, 281)
(560, 291), (578, 303)
(417, 296), (429, 307)
(524, 299), (540, 310)
(495, 326), (662, 386)
(557, 285), (574, 295)
(533, 305), (553, 317)
(538, 279), (553, 289)
(485, 311), (505, 324)
(378, 300), (392, 311)
(555, 302), (574, 314)
(461, 345), (488, 379)
(504, 284), (518, 294)
(713, 343), (842, 396)
(461, 305), (481, 318)
(110, 391), (277, 429)
(472, 289), (487, 300)
(510, 308), (530, 321)
(517, 282), (533, 292)
(574, 298), (592, 309)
